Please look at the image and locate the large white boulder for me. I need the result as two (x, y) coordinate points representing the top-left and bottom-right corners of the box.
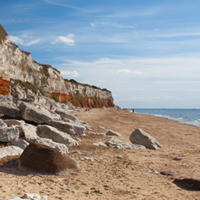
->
(106, 130), (121, 137)
(21, 124), (39, 142)
(130, 129), (162, 150)
(0, 95), (20, 117)
(18, 102), (60, 124)
(0, 126), (19, 142)
(106, 137), (146, 150)
(37, 125), (78, 146)
(50, 120), (86, 135)
(0, 146), (23, 160)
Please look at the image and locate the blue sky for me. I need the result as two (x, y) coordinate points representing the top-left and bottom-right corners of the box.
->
(1, 0), (200, 108)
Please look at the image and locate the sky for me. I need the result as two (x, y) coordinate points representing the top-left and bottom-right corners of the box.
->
(1, 0), (200, 108)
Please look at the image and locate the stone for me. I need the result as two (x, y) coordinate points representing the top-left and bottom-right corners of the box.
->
(18, 102), (58, 124)
(93, 142), (107, 147)
(11, 138), (29, 149)
(21, 124), (38, 142)
(37, 125), (78, 146)
(106, 137), (146, 150)
(18, 143), (80, 175)
(84, 157), (94, 161)
(31, 138), (69, 154)
(0, 119), (7, 129)
(173, 157), (182, 161)
(0, 95), (20, 117)
(0, 146), (23, 159)
(8, 193), (48, 200)
(160, 171), (176, 176)
(173, 178), (200, 191)
(55, 109), (78, 122)
(0, 126), (19, 142)
(50, 120), (86, 135)
(117, 155), (122, 159)
(106, 130), (121, 137)
(130, 129), (162, 150)
(3, 119), (25, 127)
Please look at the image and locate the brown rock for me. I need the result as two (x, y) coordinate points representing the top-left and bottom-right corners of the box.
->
(173, 178), (200, 191)
(18, 143), (80, 175)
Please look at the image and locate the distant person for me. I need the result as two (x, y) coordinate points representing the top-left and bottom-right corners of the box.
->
(132, 109), (135, 113)
(50, 104), (53, 110)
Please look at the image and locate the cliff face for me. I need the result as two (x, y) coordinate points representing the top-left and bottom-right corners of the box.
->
(0, 24), (114, 108)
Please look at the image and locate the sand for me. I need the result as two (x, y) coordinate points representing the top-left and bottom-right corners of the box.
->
(1, 109), (200, 200)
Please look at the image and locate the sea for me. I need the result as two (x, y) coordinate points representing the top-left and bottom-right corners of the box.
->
(129, 108), (200, 128)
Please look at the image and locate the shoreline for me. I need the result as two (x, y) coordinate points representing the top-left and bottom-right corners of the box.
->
(1, 109), (200, 200)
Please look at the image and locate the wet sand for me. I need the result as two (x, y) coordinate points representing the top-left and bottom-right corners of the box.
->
(1, 109), (200, 200)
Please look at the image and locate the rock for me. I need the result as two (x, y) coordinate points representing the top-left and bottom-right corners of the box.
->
(84, 157), (94, 161)
(173, 157), (182, 161)
(0, 146), (23, 159)
(11, 138), (29, 149)
(0, 126), (19, 142)
(18, 143), (80, 175)
(106, 137), (146, 150)
(160, 171), (176, 176)
(85, 125), (92, 131)
(50, 120), (86, 135)
(93, 142), (107, 147)
(18, 102), (60, 124)
(55, 109), (78, 122)
(117, 155), (122, 159)
(90, 132), (106, 136)
(3, 119), (25, 127)
(0, 95), (20, 117)
(0, 119), (8, 129)
(73, 137), (82, 142)
(31, 138), (69, 154)
(106, 130), (121, 137)
(98, 126), (107, 130)
(130, 129), (162, 150)
(8, 193), (48, 200)
(37, 125), (78, 146)
(22, 124), (38, 142)
(173, 178), (200, 191)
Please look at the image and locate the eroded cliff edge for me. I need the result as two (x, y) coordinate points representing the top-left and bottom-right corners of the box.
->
(0, 24), (114, 108)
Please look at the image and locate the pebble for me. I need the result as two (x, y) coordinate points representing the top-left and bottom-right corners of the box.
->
(117, 155), (122, 159)
(160, 171), (176, 176)
(84, 157), (94, 161)
(173, 157), (182, 161)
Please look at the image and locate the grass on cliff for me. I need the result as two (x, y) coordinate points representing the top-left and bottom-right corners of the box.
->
(64, 79), (111, 93)
(14, 79), (44, 95)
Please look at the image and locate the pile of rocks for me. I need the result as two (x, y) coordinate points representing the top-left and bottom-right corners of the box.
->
(0, 94), (87, 159)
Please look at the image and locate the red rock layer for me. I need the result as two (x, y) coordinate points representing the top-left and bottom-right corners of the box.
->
(50, 92), (114, 108)
(0, 77), (9, 95)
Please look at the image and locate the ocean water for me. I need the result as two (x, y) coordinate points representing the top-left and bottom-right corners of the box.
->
(130, 109), (200, 127)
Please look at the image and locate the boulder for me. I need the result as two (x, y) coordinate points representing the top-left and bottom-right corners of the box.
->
(173, 178), (200, 191)
(3, 119), (25, 127)
(0, 146), (23, 160)
(106, 137), (146, 150)
(8, 193), (47, 200)
(0, 126), (19, 142)
(130, 129), (162, 150)
(0, 119), (7, 129)
(55, 109), (78, 122)
(50, 120), (86, 135)
(93, 142), (107, 147)
(18, 102), (60, 124)
(21, 124), (38, 142)
(31, 138), (69, 154)
(37, 125), (78, 146)
(0, 95), (20, 117)
(18, 143), (80, 175)
(11, 138), (29, 149)
(106, 130), (121, 137)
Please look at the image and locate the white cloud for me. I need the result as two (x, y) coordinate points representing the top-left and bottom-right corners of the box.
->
(9, 35), (24, 45)
(24, 38), (40, 46)
(52, 34), (75, 46)
(117, 69), (143, 75)
(90, 21), (135, 29)
(61, 70), (79, 77)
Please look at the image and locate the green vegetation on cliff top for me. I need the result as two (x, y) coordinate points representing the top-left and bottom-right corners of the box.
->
(64, 79), (111, 93)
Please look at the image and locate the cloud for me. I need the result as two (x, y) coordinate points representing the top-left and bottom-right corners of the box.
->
(9, 36), (24, 45)
(52, 34), (75, 46)
(117, 69), (143, 75)
(44, 0), (82, 10)
(90, 22), (135, 29)
(24, 38), (40, 46)
(61, 70), (79, 77)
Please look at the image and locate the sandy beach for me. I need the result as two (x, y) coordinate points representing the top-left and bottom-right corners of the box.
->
(1, 109), (200, 200)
